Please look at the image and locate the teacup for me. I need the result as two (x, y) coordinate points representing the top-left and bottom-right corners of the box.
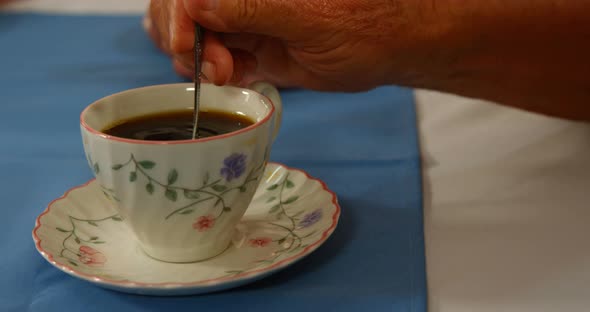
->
(80, 82), (282, 262)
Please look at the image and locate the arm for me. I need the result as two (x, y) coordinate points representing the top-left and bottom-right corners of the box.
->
(410, 0), (590, 120)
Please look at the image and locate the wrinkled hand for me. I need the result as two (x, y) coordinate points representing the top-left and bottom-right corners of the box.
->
(144, 1), (590, 120)
(144, 0), (441, 91)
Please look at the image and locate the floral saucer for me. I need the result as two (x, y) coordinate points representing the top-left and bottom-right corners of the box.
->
(32, 163), (340, 296)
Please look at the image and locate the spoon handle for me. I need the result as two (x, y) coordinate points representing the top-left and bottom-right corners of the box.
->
(192, 24), (203, 140)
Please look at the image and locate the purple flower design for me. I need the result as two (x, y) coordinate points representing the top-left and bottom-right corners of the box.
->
(220, 153), (247, 182)
(299, 209), (323, 228)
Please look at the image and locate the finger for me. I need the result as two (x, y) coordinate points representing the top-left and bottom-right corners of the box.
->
(149, 0), (194, 54)
(227, 49), (258, 86)
(142, 15), (158, 46)
(168, 2), (194, 54)
(221, 33), (265, 54)
(148, 0), (171, 53)
(183, 0), (305, 38)
(173, 59), (193, 78)
(174, 41), (258, 86)
(201, 31), (234, 85)
(222, 33), (303, 87)
(172, 31), (234, 85)
(172, 51), (193, 75)
(144, 12), (167, 53)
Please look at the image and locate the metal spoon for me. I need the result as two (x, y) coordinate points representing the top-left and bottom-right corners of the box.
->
(191, 24), (203, 139)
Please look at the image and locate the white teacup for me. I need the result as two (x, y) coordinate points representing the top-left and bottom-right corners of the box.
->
(80, 82), (282, 263)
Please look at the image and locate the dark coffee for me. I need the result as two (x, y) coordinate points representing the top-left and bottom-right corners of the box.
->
(102, 109), (255, 141)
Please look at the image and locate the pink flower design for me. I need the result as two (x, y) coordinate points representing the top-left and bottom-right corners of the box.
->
(78, 245), (107, 267)
(193, 215), (215, 232)
(249, 237), (273, 248)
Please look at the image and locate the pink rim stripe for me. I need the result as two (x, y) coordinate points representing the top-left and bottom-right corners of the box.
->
(80, 83), (276, 145)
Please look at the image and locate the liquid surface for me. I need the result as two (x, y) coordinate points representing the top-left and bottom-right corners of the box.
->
(102, 109), (255, 141)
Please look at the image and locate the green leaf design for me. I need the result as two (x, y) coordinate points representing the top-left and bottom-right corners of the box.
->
(302, 230), (317, 238)
(165, 189), (178, 201)
(203, 172), (210, 185)
(146, 183), (154, 194)
(267, 184), (279, 191)
(138, 160), (156, 169)
(223, 207), (232, 212)
(68, 260), (78, 266)
(255, 259), (274, 264)
(90, 236), (99, 241)
(288, 247), (302, 254)
(212, 185), (227, 192)
(292, 210), (305, 218)
(129, 171), (137, 182)
(277, 238), (286, 245)
(239, 186), (247, 193)
(92, 241), (106, 244)
(286, 245), (309, 254)
(88, 221), (98, 226)
(286, 180), (295, 188)
(93, 163), (100, 174)
(168, 169), (178, 185)
(112, 164), (123, 170)
(269, 204), (280, 213)
(74, 237), (81, 244)
(111, 216), (123, 221)
(183, 190), (200, 199)
(283, 196), (299, 205)
(266, 196), (277, 203)
(56, 227), (69, 233)
(180, 209), (194, 215)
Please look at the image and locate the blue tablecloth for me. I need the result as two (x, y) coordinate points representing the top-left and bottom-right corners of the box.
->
(0, 13), (426, 312)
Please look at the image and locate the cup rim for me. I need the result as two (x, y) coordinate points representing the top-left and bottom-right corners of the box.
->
(80, 83), (276, 145)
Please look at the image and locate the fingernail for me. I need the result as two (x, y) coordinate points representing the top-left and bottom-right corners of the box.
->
(201, 61), (215, 82)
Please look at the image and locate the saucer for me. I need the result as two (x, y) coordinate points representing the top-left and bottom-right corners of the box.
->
(33, 163), (340, 296)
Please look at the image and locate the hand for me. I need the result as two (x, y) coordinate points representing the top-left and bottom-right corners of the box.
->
(144, 0), (443, 91)
(146, 0), (590, 120)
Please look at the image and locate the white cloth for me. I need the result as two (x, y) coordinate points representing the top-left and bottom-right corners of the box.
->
(8, 1), (590, 310)
(416, 91), (590, 312)
(2, 0), (148, 14)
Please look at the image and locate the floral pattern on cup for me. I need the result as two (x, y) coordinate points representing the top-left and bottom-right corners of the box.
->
(193, 215), (216, 232)
(107, 153), (263, 222)
(225, 173), (324, 276)
(78, 246), (107, 267)
(248, 237), (272, 248)
(220, 153), (247, 182)
(299, 209), (322, 228)
(55, 214), (123, 268)
(38, 162), (340, 292)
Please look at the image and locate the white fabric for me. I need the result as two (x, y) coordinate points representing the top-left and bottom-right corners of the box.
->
(2, 0), (147, 14)
(416, 90), (590, 312)
(6, 1), (590, 310)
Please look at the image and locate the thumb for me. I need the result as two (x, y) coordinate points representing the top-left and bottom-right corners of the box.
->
(183, 0), (305, 38)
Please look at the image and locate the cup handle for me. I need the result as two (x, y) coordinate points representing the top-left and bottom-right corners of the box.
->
(248, 82), (282, 141)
